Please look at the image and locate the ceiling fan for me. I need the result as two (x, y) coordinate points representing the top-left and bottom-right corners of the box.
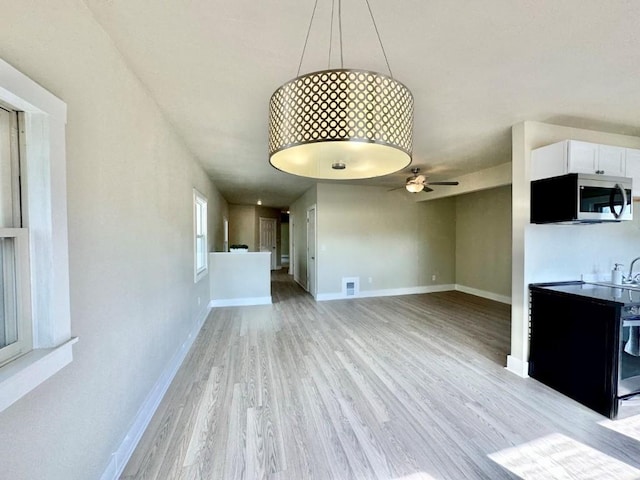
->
(401, 167), (459, 193)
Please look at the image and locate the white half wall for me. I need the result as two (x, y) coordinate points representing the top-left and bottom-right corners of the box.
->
(209, 252), (272, 306)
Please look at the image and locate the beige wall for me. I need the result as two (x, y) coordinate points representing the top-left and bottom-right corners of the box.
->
(418, 197), (457, 286)
(0, 2), (227, 479)
(315, 183), (456, 295)
(455, 186), (512, 298)
(228, 204), (282, 263)
(228, 204), (256, 250)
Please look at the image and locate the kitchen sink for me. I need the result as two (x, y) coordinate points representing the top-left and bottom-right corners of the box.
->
(587, 281), (640, 292)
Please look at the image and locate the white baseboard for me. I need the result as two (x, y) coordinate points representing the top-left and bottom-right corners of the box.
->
(316, 284), (455, 302)
(455, 284), (511, 305)
(100, 304), (211, 480)
(505, 355), (529, 378)
(315, 284), (512, 306)
(209, 296), (272, 307)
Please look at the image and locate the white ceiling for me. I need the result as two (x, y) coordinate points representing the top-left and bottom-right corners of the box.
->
(84, 0), (640, 207)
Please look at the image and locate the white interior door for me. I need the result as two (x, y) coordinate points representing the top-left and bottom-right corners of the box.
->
(223, 217), (229, 252)
(259, 217), (277, 269)
(307, 205), (316, 297)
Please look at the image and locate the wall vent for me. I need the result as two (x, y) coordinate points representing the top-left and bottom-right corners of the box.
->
(342, 277), (360, 297)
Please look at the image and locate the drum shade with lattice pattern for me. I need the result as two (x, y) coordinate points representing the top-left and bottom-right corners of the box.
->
(269, 69), (413, 179)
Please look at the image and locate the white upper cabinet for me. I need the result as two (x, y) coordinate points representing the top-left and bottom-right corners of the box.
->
(595, 144), (626, 176)
(531, 140), (627, 181)
(567, 140), (598, 174)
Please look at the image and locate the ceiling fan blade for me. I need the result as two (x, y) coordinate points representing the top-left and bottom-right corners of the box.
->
(428, 181), (459, 186)
(422, 186), (434, 192)
(387, 186), (405, 192)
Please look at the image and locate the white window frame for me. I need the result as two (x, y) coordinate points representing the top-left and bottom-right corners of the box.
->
(193, 189), (208, 282)
(0, 57), (76, 413)
(0, 228), (32, 365)
(0, 106), (32, 366)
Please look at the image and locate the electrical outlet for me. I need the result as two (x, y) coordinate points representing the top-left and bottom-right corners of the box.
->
(431, 274), (437, 282)
(197, 296), (201, 306)
(368, 277), (373, 284)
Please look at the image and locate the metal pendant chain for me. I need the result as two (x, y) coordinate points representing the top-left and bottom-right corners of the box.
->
(328, 0), (343, 69)
(328, 0), (335, 69)
(297, 0), (390, 76)
(338, 0), (344, 69)
(364, 0), (393, 78)
(297, 0), (320, 77)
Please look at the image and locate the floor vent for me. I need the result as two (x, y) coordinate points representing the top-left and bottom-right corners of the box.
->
(342, 277), (359, 297)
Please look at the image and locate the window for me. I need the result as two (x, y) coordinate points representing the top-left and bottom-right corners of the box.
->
(0, 58), (74, 413)
(193, 189), (208, 282)
(0, 107), (32, 366)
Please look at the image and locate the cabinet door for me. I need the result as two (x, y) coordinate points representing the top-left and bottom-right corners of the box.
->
(567, 140), (598, 174)
(529, 289), (619, 418)
(530, 141), (568, 181)
(598, 145), (626, 176)
(625, 148), (640, 198)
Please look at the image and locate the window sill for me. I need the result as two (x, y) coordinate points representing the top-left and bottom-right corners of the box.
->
(0, 337), (78, 413)
(194, 268), (208, 283)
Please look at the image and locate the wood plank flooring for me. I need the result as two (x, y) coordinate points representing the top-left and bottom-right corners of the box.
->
(121, 271), (640, 479)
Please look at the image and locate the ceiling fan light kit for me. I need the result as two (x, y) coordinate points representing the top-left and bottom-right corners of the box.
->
(402, 167), (459, 193)
(268, 0), (413, 180)
(405, 182), (424, 193)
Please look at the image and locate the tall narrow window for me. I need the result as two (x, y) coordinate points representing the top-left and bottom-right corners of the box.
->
(193, 189), (208, 282)
(0, 106), (31, 366)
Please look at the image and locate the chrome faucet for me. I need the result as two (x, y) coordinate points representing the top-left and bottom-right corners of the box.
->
(625, 257), (640, 284)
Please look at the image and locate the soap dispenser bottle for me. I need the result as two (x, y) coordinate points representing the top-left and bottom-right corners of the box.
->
(612, 263), (623, 285)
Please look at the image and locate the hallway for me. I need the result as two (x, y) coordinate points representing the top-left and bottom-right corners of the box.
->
(122, 272), (640, 479)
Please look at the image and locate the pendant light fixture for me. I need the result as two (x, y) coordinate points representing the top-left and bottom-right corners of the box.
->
(268, 0), (413, 180)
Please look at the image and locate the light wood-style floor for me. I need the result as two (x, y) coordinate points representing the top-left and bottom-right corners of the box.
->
(122, 271), (640, 479)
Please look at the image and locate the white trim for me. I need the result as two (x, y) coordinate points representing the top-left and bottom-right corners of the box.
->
(208, 296), (272, 308)
(316, 284), (455, 302)
(0, 56), (72, 412)
(455, 284), (512, 305)
(0, 337), (77, 412)
(315, 283), (513, 305)
(0, 59), (66, 121)
(193, 189), (208, 283)
(0, 227), (32, 364)
(505, 354), (529, 378)
(306, 205), (317, 299)
(100, 305), (211, 480)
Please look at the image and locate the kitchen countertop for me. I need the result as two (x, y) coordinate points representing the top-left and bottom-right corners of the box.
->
(530, 281), (640, 307)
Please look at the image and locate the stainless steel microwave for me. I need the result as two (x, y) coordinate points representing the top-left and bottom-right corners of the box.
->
(531, 173), (633, 224)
